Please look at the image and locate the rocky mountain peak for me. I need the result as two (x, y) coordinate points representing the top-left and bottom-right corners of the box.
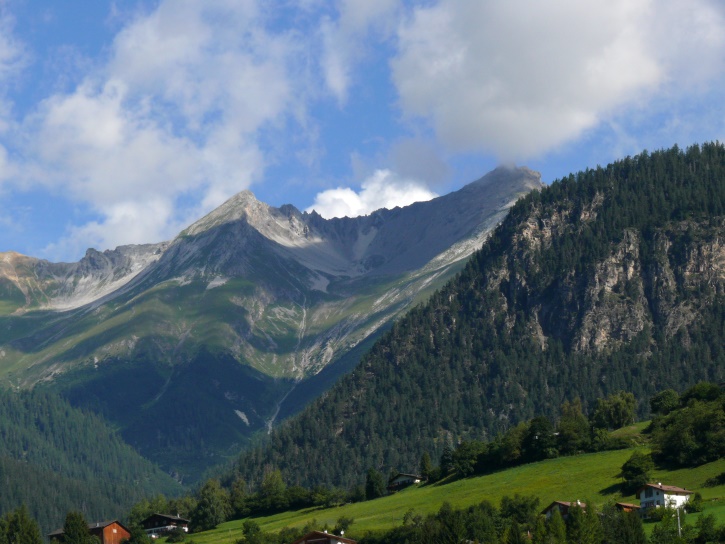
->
(181, 190), (266, 237)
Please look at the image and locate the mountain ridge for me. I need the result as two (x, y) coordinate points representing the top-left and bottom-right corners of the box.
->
(0, 166), (542, 479)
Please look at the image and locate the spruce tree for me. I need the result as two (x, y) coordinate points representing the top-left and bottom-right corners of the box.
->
(1, 505), (43, 544)
(364, 468), (386, 500)
(61, 512), (94, 544)
(546, 509), (567, 543)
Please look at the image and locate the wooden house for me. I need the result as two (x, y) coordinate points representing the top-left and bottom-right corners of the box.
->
(541, 500), (586, 520)
(140, 514), (190, 538)
(387, 473), (424, 492)
(49, 520), (131, 544)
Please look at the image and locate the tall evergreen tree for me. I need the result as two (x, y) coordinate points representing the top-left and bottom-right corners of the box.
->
(557, 399), (590, 455)
(0, 505), (43, 544)
(60, 512), (95, 544)
(546, 509), (567, 544)
(419, 452), (433, 481)
(364, 469), (386, 500)
(565, 502), (601, 544)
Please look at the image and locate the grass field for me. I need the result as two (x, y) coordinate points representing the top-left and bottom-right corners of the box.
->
(187, 448), (724, 543)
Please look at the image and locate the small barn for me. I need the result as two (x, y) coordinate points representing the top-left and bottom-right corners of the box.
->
(615, 502), (640, 514)
(49, 520), (131, 544)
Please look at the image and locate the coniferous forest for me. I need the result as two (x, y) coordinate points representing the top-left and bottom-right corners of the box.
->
(0, 388), (182, 533)
(231, 143), (725, 489)
(1, 143), (725, 538)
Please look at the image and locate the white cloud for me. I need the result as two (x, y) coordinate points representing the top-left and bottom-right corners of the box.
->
(42, 197), (179, 262)
(0, 12), (25, 87)
(30, 80), (205, 203)
(306, 169), (437, 218)
(14, 0), (299, 256)
(0, 11), (26, 185)
(391, 0), (725, 160)
(319, 0), (398, 103)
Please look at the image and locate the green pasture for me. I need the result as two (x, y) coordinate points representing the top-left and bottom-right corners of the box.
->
(187, 449), (724, 542)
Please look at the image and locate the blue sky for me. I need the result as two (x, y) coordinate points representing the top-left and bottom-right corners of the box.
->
(0, 0), (723, 262)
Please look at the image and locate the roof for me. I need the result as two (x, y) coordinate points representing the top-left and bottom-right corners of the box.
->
(144, 513), (190, 523)
(49, 520), (130, 537)
(389, 473), (423, 482)
(541, 501), (586, 514)
(615, 503), (640, 510)
(636, 483), (694, 496)
(290, 530), (357, 544)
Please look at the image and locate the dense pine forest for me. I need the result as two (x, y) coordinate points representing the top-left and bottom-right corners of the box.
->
(231, 143), (725, 489)
(0, 388), (182, 533)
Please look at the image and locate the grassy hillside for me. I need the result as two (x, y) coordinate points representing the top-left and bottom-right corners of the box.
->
(188, 447), (724, 541)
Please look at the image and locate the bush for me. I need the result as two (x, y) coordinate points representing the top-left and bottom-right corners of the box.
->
(686, 492), (703, 513)
(165, 528), (186, 543)
(704, 471), (725, 487)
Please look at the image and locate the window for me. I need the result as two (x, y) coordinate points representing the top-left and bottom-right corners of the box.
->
(645, 488), (653, 498)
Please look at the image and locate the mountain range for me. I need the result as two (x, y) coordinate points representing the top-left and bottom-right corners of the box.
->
(0, 166), (542, 479)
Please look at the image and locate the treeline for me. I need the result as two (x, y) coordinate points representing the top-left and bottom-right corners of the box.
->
(125, 473), (365, 534)
(412, 392), (637, 484)
(648, 382), (725, 467)
(201, 497), (725, 544)
(123, 387), (606, 534)
(230, 143), (725, 489)
(358, 499), (725, 544)
(422, 382), (724, 485)
(121, 382), (722, 538)
(0, 387), (182, 533)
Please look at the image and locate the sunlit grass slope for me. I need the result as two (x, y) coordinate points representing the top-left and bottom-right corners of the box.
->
(188, 447), (724, 542)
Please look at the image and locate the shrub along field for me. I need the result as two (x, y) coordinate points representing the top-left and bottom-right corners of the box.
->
(185, 447), (724, 542)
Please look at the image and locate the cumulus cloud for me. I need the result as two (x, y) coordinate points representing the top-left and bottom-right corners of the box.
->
(320, 0), (397, 102)
(13, 0), (298, 255)
(306, 169), (438, 218)
(391, 0), (725, 160)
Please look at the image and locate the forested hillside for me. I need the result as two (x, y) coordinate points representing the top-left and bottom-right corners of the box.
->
(0, 388), (182, 533)
(232, 143), (725, 489)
